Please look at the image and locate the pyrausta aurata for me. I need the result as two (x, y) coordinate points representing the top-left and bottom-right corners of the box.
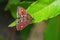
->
(17, 7), (33, 31)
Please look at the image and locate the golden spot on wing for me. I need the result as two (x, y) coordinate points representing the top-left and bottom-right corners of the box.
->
(21, 15), (23, 17)
(21, 26), (23, 28)
(21, 9), (24, 12)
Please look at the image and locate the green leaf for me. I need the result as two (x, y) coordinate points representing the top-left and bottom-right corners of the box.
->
(11, 10), (17, 19)
(5, 0), (20, 10)
(20, 1), (33, 9)
(27, 0), (60, 23)
(37, 0), (54, 4)
(27, 1), (48, 15)
(8, 19), (18, 27)
(5, 0), (20, 18)
(44, 15), (60, 40)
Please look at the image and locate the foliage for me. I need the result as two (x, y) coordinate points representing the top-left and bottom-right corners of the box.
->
(27, 0), (60, 23)
(44, 15), (60, 40)
(4, 0), (60, 40)
(0, 0), (4, 3)
(0, 37), (4, 40)
(8, 19), (18, 27)
(5, 0), (20, 18)
(8, 0), (60, 27)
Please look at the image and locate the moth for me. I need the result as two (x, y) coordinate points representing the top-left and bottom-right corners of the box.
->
(17, 7), (33, 31)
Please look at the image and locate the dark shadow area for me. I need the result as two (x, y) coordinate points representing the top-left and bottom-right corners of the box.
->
(0, 0), (21, 40)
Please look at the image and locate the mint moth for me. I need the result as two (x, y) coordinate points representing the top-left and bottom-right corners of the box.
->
(17, 7), (33, 31)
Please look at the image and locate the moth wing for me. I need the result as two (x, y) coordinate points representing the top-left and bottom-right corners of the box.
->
(17, 7), (33, 31)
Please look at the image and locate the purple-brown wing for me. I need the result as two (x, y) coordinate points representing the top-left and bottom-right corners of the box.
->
(17, 7), (33, 31)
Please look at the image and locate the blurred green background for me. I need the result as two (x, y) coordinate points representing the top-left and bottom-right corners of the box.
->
(0, 0), (60, 40)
